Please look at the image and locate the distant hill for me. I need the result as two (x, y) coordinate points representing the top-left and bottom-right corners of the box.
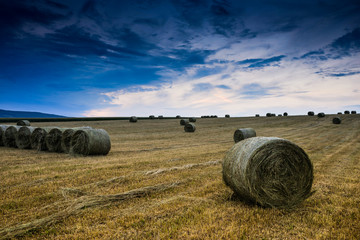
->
(0, 109), (66, 118)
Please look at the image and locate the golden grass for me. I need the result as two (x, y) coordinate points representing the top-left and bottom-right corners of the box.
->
(0, 115), (359, 239)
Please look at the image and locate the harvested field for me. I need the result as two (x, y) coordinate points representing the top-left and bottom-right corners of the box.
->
(0, 115), (359, 239)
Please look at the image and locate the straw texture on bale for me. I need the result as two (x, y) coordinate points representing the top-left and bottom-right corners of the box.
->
(184, 123), (196, 132)
(222, 137), (313, 208)
(180, 119), (189, 126)
(70, 128), (111, 156)
(233, 128), (256, 143)
(30, 127), (53, 150)
(3, 126), (21, 148)
(61, 127), (92, 153)
(332, 117), (341, 124)
(45, 128), (66, 152)
(15, 126), (35, 149)
(0, 125), (11, 146)
(189, 117), (196, 122)
(129, 116), (137, 122)
(317, 112), (325, 118)
(16, 120), (31, 126)
(308, 111), (314, 116)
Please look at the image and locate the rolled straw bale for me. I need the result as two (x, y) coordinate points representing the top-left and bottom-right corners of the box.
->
(222, 137), (313, 208)
(30, 127), (54, 150)
(16, 126), (35, 149)
(255, 114), (260, 117)
(266, 113), (272, 117)
(45, 128), (66, 152)
(184, 123), (196, 132)
(351, 110), (357, 114)
(176, 115), (181, 119)
(307, 111), (314, 116)
(3, 126), (21, 147)
(189, 117), (196, 122)
(271, 113), (276, 117)
(70, 128), (111, 156)
(283, 112), (288, 116)
(337, 112), (342, 114)
(344, 110), (350, 114)
(61, 127), (93, 153)
(233, 128), (256, 143)
(225, 114), (230, 118)
(149, 115), (155, 119)
(158, 115), (164, 119)
(0, 125), (11, 146)
(278, 114), (282, 117)
(332, 117), (341, 124)
(129, 116), (137, 123)
(180, 119), (189, 126)
(317, 112), (325, 118)
(16, 120), (30, 126)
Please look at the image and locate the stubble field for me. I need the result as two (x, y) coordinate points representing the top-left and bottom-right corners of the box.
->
(0, 114), (359, 239)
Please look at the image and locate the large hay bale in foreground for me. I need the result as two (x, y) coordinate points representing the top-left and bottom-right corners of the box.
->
(3, 126), (21, 147)
(16, 126), (35, 149)
(30, 127), (54, 151)
(223, 137), (313, 208)
(16, 120), (30, 126)
(0, 125), (11, 146)
(70, 129), (111, 156)
(61, 127), (93, 153)
(184, 123), (196, 132)
(307, 111), (314, 116)
(332, 117), (341, 124)
(45, 128), (66, 152)
(180, 119), (189, 126)
(233, 128), (256, 143)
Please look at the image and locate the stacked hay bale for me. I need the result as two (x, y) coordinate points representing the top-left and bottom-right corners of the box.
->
(223, 137), (313, 208)
(233, 128), (256, 143)
(17, 120), (31, 126)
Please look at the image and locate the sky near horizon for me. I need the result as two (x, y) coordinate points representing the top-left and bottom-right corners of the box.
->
(0, 0), (359, 117)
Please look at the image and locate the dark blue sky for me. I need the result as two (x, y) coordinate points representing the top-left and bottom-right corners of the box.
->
(0, 0), (359, 117)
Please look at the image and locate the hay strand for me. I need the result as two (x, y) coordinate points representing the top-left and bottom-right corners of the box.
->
(3, 126), (21, 148)
(15, 126), (35, 149)
(45, 128), (66, 152)
(61, 127), (92, 153)
(16, 120), (30, 126)
(222, 137), (314, 208)
(184, 123), (196, 132)
(233, 128), (256, 143)
(70, 128), (111, 156)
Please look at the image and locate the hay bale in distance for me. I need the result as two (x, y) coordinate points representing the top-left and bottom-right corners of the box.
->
(158, 115), (164, 119)
(308, 111), (314, 116)
(3, 126), (21, 147)
(180, 119), (189, 126)
(189, 117), (196, 122)
(337, 112), (342, 114)
(16, 120), (31, 126)
(184, 123), (196, 132)
(61, 127), (93, 153)
(278, 114), (282, 117)
(45, 128), (66, 152)
(351, 111), (357, 114)
(317, 112), (325, 118)
(70, 128), (111, 156)
(332, 117), (341, 124)
(129, 116), (137, 123)
(176, 115), (181, 119)
(225, 114), (230, 118)
(16, 126), (35, 149)
(255, 114), (260, 117)
(283, 112), (288, 116)
(233, 128), (256, 143)
(344, 110), (350, 114)
(266, 113), (272, 117)
(149, 115), (155, 119)
(222, 137), (313, 208)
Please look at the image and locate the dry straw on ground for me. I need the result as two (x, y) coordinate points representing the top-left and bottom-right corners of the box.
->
(61, 127), (92, 153)
(233, 128), (256, 143)
(45, 128), (66, 152)
(15, 126), (35, 149)
(70, 128), (111, 156)
(222, 137), (314, 209)
(3, 126), (21, 148)
(184, 123), (196, 132)
(16, 120), (31, 126)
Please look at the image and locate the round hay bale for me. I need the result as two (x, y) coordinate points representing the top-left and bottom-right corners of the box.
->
(255, 114), (260, 117)
(129, 116), (137, 123)
(278, 114), (282, 117)
(271, 113), (276, 117)
(332, 117), (341, 124)
(61, 127), (93, 153)
(176, 115), (181, 119)
(70, 128), (111, 156)
(180, 119), (189, 126)
(266, 113), (272, 117)
(317, 112), (325, 118)
(184, 123), (196, 132)
(16, 126), (35, 149)
(189, 117), (196, 122)
(30, 127), (54, 150)
(225, 114), (230, 118)
(307, 111), (314, 116)
(149, 115), (155, 119)
(45, 128), (66, 152)
(222, 137), (313, 208)
(233, 128), (256, 143)
(16, 120), (31, 126)
(344, 110), (350, 114)
(351, 111), (357, 114)
(0, 125), (11, 146)
(337, 112), (342, 114)
(283, 112), (288, 116)
(3, 126), (21, 148)
(158, 115), (164, 119)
